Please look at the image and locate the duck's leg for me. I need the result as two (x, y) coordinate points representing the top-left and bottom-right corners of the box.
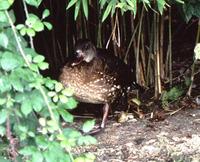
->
(101, 103), (109, 128)
(85, 103), (109, 135)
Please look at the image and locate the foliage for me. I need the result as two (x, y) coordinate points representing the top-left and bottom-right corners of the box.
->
(161, 85), (185, 108)
(66, 0), (185, 21)
(0, 0), (96, 161)
(180, 0), (200, 22)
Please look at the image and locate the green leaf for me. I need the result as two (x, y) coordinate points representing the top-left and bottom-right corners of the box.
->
(0, 32), (8, 48)
(63, 128), (81, 138)
(42, 9), (50, 19)
(32, 151), (43, 162)
(19, 146), (37, 156)
(32, 21), (44, 32)
(127, 0), (137, 17)
(0, 98), (6, 105)
(30, 63), (39, 72)
(100, 0), (107, 9)
(16, 24), (25, 30)
(38, 62), (49, 70)
(74, 157), (85, 162)
(25, 0), (42, 8)
(44, 78), (56, 90)
(26, 14), (39, 27)
(53, 95), (58, 102)
(30, 90), (44, 112)
(26, 28), (36, 37)
(0, 0), (11, 10)
(59, 109), (74, 123)
(9, 72), (24, 92)
(67, 0), (78, 9)
(0, 51), (23, 71)
(48, 91), (56, 97)
(0, 109), (7, 124)
(33, 55), (45, 63)
(43, 22), (53, 30)
(82, 0), (88, 19)
(85, 153), (96, 161)
(39, 118), (46, 126)
(0, 75), (11, 93)
(74, 0), (81, 20)
(0, 11), (7, 22)
(102, 2), (112, 22)
(82, 119), (95, 133)
(59, 94), (68, 103)
(0, 156), (11, 162)
(77, 135), (97, 145)
(157, 0), (166, 14)
(35, 136), (48, 149)
(14, 68), (36, 82)
(47, 120), (58, 129)
(175, 0), (184, 4)
(21, 100), (32, 116)
(0, 126), (6, 136)
(61, 88), (74, 96)
(55, 82), (63, 92)
(28, 131), (35, 137)
(66, 97), (77, 109)
(20, 27), (27, 36)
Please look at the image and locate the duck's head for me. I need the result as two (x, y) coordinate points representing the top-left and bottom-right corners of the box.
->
(74, 39), (97, 63)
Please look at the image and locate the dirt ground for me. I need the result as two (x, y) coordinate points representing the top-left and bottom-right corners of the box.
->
(95, 108), (200, 162)
(73, 62), (200, 162)
(73, 96), (200, 162)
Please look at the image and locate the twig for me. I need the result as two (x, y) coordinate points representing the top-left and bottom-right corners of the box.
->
(6, 117), (18, 162)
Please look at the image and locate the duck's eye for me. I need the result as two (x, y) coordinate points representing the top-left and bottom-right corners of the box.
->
(84, 43), (91, 50)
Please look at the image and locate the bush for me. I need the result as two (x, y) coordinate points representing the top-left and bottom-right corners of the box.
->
(0, 0), (96, 161)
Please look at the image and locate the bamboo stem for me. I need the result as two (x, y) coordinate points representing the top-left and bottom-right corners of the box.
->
(160, 14), (164, 79)
(169, 7), (172, 87)
(146, 14), (154, 86)
(136, 5), (144, 84)
(187, 18), (200, 96)
(156, 15), (162, 95)
(153, 11), (157, 97)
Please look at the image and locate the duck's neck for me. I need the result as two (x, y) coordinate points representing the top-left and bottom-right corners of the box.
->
(84, 47), (97, 63)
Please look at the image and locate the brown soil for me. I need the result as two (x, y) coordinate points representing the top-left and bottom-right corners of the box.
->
(75, 102), (200, 162)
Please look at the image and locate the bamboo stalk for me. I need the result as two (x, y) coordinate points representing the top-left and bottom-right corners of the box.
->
(97, 2), (102, 48)
(130, 13), (137, 66)
(187, 18), (200, 96)
(160, 14), (164, 79)
(169, 7), (172, 87)
(154, 12), (158, 98)
(146, 14), (154, 86)
(124, 22), (139, 63)
(110, 15), (118, 57)
(156, 15), (162, 95)
(136, 5), (144, 84)
(83, 15), (88, 38)
(141, 32), (146, 84)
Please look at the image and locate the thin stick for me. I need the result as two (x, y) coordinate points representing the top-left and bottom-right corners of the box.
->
(169, 7), (172, 87)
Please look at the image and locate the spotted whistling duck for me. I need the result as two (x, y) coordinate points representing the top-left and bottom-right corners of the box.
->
(59, 39), (142, 129)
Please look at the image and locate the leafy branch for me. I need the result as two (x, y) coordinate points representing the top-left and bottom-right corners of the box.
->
(0, 0), (96, 162)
